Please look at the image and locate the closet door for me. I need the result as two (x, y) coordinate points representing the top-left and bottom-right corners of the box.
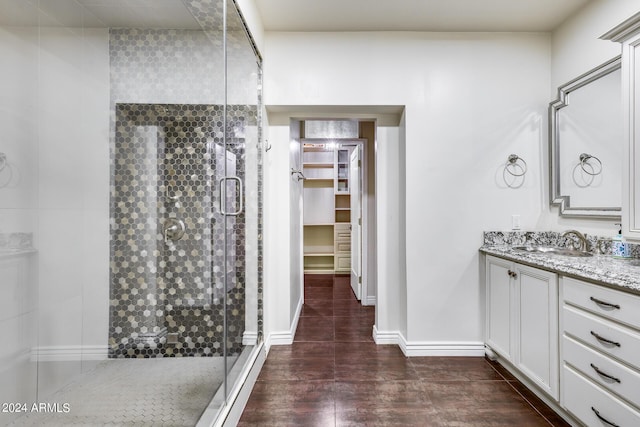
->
(350, 146), (362, 300)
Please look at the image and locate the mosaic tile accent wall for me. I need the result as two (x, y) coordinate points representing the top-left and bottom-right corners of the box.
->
(110, 103), (256, 357)
(109, 18), (262, 357)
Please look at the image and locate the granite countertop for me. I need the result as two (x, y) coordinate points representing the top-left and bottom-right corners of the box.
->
(480, 245), (640, 295)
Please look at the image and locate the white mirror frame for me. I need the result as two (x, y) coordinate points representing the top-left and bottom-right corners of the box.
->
(549, 55), (622, 219)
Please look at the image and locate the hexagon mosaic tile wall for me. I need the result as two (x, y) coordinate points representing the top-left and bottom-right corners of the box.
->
(108, 5), (263, 359)
(110, 103), (256, 358)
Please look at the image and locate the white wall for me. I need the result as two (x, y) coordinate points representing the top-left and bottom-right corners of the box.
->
(289, 121), (303, 323)
(263, 31), (551, 353)
(263, 124), (297, 345)
(374, 124), (405, 338)
(551, 0), (639, 91)
(545, 0), (640, 236)
(235, 0), (265, 56)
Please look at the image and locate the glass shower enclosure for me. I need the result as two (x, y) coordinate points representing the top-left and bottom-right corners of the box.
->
(0, 0), (261, 425)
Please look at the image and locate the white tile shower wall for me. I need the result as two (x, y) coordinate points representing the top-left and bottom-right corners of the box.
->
(0, 16), (110, 408)
(36, 26), (110, 396)
(0, 26), (38, 216)
(0, 255), (37, 425)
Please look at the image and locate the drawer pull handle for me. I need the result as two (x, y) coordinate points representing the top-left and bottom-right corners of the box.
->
(590, 296), (621, 310)
(590, 331), (621, 347)
(591, 407), (620, 427)
(590, 363), (621, 383)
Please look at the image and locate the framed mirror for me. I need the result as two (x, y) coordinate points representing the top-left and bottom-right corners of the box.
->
(549, 56), (622, 218)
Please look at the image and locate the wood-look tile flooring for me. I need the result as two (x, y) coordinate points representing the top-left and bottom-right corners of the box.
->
(239, 274), (570, 426)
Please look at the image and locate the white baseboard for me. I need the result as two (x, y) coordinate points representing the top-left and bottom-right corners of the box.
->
(363, 296), (377, 306)
(32, 345), (109, 362)
(401, 339), (485, 357)
(265, 296), (303, 351)
(372, 325), (399, 344)
(242, 331), (258, 346)
(373, 327), (484, 357)
(265, 330), (294, 348)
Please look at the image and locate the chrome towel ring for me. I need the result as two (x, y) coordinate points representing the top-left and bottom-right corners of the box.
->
(0, 152), (12, 189)
(579, 153), (602, 176)
(505, 154), (527, 177)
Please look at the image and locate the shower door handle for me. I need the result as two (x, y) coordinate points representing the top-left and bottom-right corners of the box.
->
(219, 176), (243, 216)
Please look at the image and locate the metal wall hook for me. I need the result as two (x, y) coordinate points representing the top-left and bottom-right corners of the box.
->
(265, 140), (272, 152)
(505, 154), (527, 177)
(290, 168), (306, 182)
(579, 153), (602, 176)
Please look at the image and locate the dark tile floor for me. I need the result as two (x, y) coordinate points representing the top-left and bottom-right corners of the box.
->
(239, 274), (570, 426)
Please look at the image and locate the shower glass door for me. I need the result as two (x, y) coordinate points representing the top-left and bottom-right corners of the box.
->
(1, 0), (261, 425)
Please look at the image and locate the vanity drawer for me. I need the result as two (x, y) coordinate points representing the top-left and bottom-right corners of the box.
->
(563, 305), (640, 370)
(563, 335), (640, 405)
(563, 277), (640, 329)
(563, 365), (640, 427)
(336, 241), (350, 253)
(335, 254), (351, 271)
(334, 226), (351, 242)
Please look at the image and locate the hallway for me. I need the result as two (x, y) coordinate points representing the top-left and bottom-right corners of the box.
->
(238, 274), (569, 426)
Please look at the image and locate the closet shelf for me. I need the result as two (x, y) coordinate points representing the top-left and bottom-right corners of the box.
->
(304, 252), (335, 257)
(303, 162), (333, 168)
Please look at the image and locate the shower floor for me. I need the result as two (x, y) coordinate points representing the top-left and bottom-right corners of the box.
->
(10, 357), (230, 427)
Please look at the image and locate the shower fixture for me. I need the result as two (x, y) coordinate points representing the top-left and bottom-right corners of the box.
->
(163, 218), (185, 242)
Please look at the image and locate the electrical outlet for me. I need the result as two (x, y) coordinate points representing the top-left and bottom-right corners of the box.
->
(512, 214), (521, 230)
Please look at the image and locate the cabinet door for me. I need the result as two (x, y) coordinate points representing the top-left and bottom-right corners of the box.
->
(335, 148), (350, 194)
(486, 256), (514, 361)
(515, 264), (559, 399)
(622, 31), (640, 240)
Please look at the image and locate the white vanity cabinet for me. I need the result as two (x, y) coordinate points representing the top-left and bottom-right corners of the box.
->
(560, 277), (640, 427)
(485, 255), (559, 400)
(603, 13), (640, 240)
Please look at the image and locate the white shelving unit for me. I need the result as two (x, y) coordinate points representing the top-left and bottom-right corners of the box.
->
(302, 141), (352, 273)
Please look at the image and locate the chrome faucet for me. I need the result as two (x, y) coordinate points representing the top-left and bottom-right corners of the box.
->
(561, 230), (589, 252)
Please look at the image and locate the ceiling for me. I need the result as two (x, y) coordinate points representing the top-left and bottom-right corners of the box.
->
(253, 0), (592, 32)
(0, 0), (201, 28)
(0, 0), (592, 32)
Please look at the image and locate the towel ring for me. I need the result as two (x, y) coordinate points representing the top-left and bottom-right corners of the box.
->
(505, 154), (527, 177)
(0, 153), (6, 172)
(579, 153), (602, 176)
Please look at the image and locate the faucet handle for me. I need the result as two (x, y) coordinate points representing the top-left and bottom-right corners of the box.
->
(595, 238), (611, 255)
(163, 218), (185, 243)
(561, 229), (589, 252)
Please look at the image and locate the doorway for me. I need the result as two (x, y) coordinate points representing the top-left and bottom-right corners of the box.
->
(297, 119), (375, 307)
